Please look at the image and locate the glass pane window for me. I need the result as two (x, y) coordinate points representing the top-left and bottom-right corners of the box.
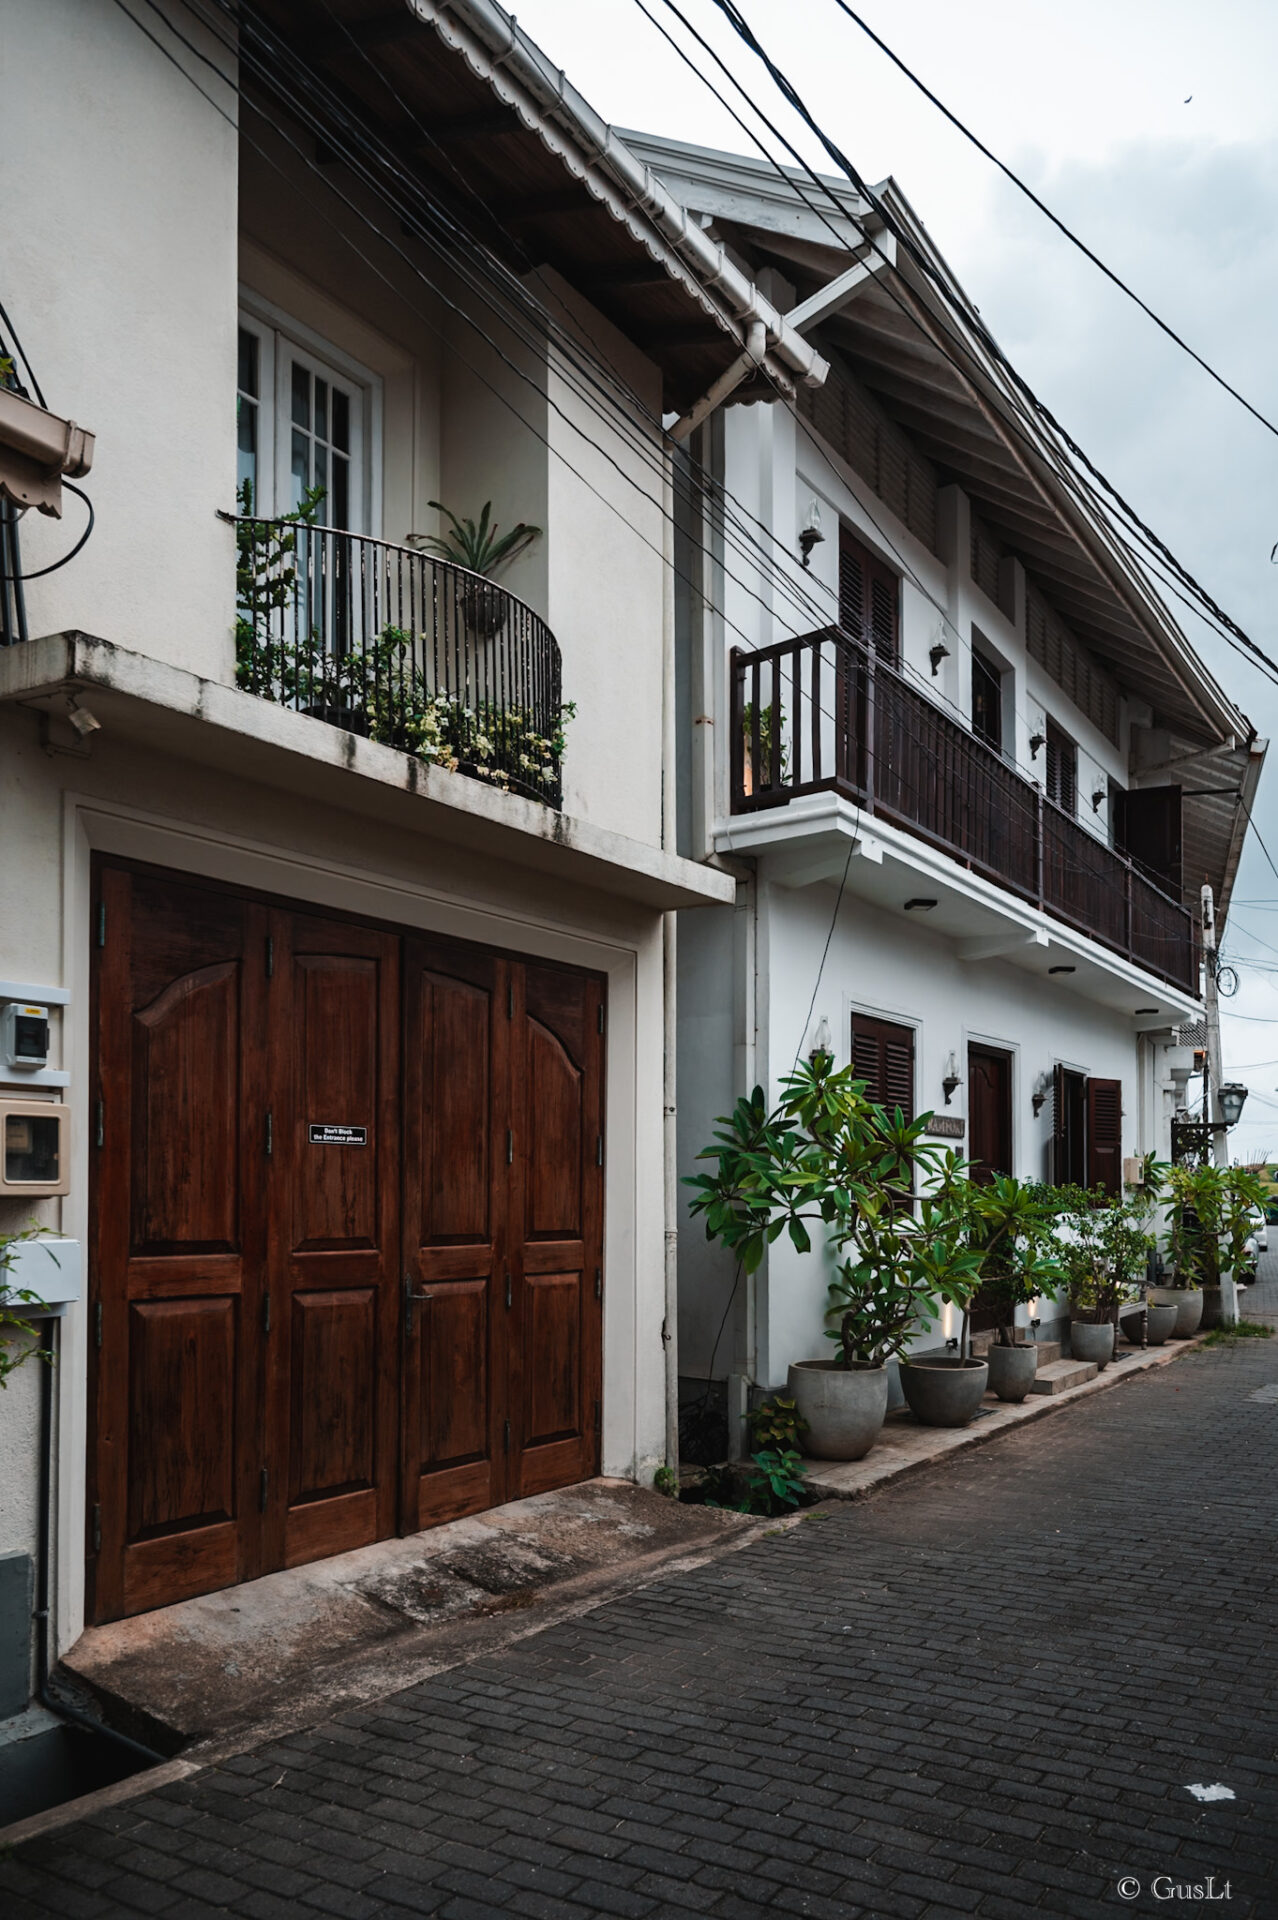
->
(284, 357), (354, 526)
(236, 326), (259, 507)
(971, 652), (1003, 755)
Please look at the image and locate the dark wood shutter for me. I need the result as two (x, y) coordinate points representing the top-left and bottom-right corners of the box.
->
(1086, 1077), (1123, 1196)
(839, 526), (899, 665)
(1045, 719), (1077, 815)
(1115, 785), (1182, 895)
(851, 1013), (914, 1119)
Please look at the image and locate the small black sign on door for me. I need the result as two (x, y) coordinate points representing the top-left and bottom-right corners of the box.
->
(308, 1124), (368, 1146)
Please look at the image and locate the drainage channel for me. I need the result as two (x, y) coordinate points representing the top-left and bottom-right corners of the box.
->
(0, 1707), (156, 1829)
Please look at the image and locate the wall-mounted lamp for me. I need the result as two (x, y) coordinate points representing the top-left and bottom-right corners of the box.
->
(1028, 731), (1045, 760)
(929, 641), (950, 678)
(1031, 1072), (1052, 1117)
(798, 501), (825, 569)
(942, 1051), (962, 1106)
(1091, 783), (1108, 813)
(67, 698), (102, 738)
(1219, 1082), (1249, 1128)
(808, 1013), (833, 1064)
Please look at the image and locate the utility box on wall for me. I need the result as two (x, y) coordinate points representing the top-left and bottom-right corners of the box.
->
(1, 1100), (70, 1195)
(1, 1237), (81, 1316)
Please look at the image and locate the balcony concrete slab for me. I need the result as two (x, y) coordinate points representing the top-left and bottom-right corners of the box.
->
(0, 632), (735, 912)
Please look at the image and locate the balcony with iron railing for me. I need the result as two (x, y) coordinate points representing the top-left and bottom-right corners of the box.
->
(233, 515), (567, 808)
(730, 626), (1198, 996)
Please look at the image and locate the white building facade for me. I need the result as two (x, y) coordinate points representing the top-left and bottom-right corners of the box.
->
(0, 2), (854, 1703)
(626, 136), (1265, 1429)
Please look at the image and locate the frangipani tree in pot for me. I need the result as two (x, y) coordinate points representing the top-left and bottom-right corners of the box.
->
(685, 1052), (983, 1458)
(960, 1177), (1064, 1402)
(1052, 1170), (1160, 1360)
(1164, 1160), (1265, 1333)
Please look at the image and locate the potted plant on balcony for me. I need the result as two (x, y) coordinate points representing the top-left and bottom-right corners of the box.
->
(961, 1177), (1063, 1402)
(415, 500), (541, 638)
(685, 1052), (982, 1457)
(1163, 1161), (1265, 1332)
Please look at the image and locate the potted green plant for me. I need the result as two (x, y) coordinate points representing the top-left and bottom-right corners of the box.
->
(414, 500), (541, 638)
(962, 1177), (1062, 1402)
(1164, 1161), (1265, 1333)
(1052, 1172), (1158, 1360)
(685, 1053), (983, 1456)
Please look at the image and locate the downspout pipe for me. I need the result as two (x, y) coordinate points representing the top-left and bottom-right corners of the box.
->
(412, 0), (828, 392)
(669, 323), (767, 446)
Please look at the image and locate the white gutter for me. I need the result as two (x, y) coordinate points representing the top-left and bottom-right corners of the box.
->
(408, 0), (828, 395)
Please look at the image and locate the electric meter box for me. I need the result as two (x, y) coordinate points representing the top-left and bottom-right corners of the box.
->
(0, 1002), (51, 1072)
(1, 1237), (81, 1317)
(0, 1099), (70, 1195)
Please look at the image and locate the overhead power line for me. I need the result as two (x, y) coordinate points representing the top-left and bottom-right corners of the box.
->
(829, 0), (1278, 450)
(701, 0), (1278, 700)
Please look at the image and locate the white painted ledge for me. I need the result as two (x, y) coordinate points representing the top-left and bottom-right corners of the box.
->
(1, 633), (735, 913)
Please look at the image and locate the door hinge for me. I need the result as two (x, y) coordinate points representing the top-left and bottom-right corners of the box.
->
(259, 1467), (269, 1512)
(95, 1099), (104, 1149)
(594, 1266), (602, 1302)
(506, 1129), (513, 1165)
(95, 901), (106, 948)
(503, 1418), (511, 1455)
(266, 935), (274, 979)
(593, 1399), (601, 1439)
(262, 1291), (271, 1336)
(597, 1002), (604, 1034)
(508, 981), (514, 1020)
(504, 1268), (512, 1310)
(265, 1111), (273, 1158)
(91, 1503), (101, 1553)
(596, 1134), (604, 1167)
(94, 1300), (103, 1349)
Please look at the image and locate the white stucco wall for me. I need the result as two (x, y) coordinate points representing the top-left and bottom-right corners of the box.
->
(4, 0), (238, 677)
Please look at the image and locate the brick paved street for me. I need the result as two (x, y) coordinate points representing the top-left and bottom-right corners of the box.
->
(4, 1276), (1277, 1920)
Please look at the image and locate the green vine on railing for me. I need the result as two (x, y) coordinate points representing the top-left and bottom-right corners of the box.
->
(232, 487), (573, 798)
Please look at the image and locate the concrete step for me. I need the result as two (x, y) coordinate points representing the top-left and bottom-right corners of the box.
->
(1026, 1358), (1098, 1395)
(1031, 1341), (1062, 1368)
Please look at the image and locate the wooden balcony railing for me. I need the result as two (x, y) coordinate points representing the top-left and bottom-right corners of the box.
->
(730, 627), (1197, 995)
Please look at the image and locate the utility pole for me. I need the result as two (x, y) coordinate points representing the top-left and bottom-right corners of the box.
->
(1201, 884), (1238, 1326)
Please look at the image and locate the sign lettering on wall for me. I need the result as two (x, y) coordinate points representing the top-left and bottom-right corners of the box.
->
(924, 1115), (965, 1139)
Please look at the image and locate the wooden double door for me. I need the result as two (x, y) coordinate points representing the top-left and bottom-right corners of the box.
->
(89, 861), (604, 1624)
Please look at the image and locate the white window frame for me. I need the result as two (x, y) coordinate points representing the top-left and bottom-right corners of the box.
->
(237, 291), (383, 536)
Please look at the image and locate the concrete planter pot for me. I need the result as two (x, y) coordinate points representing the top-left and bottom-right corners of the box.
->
(899, 1357), (989, 1428)
(985, 1343), (1038, 1404)
(1069, 1319), (1115, 1368)
(1140, 1301), (1179, 1346)
(1149, 1286), (1204, 1338)
(787, 1360), (888, 1461)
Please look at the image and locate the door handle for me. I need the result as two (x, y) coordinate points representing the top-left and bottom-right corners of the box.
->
(403, 1273), (432, 1333)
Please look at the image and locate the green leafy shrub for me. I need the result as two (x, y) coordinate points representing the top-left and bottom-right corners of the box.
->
(747, 1395), (807, 1453)
(743, 1449), (807, 1514)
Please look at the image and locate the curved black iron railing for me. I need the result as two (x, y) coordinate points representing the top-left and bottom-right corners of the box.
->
(233, 517), (566, 808)
(730, 626), (1198, 996)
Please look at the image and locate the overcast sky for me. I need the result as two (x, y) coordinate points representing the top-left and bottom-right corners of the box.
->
(516, 0), (1278, 1156)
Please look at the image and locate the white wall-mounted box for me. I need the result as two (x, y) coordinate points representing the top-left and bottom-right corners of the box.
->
(1, 1237), (81, 1316)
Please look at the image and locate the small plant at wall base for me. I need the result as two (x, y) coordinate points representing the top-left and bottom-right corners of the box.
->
(0, 1227), (55, 1388)
(747, 1395), (807, 1454)
(743, 1449), (808, 1514)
